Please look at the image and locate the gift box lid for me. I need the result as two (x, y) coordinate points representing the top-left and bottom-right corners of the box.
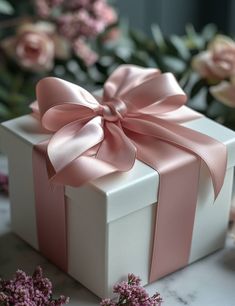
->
(1, 114), (235, 222)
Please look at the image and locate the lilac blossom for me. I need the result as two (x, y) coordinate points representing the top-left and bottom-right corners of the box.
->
(0, 266), (69, 305)
(34, 0), (117, 65)
(73, 38), (98, 66)
(100, 274), (163, 306)
(35, 0), (64, 18)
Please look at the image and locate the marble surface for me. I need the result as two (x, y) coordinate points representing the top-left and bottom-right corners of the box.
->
(1, 155), (235, 306)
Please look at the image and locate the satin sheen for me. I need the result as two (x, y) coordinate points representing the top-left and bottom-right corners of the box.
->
(32, 64), (227, 282)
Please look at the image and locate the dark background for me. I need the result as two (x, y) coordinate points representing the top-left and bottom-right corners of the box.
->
(117, 0), (235, 36)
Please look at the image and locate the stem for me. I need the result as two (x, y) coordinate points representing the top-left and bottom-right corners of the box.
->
(117, 297), (127, 305)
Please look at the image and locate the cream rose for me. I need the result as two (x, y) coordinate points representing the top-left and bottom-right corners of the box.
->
(192, 35), (235, 81)
(210, 77), (235, 107)
(2, 22), (69, 72)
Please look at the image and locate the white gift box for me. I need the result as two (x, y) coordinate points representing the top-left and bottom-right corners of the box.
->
(0, 114), (235, 298)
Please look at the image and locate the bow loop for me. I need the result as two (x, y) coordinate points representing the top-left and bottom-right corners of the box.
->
(123, 73), (187, 114)
(48, 116), (104, 174)
(103, 64), (161, 100)
(36, 77), (100, 131)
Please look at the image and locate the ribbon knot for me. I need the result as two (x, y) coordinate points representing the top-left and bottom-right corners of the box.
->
(100, 98), (127, 122)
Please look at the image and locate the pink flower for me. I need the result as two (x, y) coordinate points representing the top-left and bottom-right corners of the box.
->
(16, 31), (54, 72)
(100, 298), (115, 306)
(93, 0), (118, 26)
(73, 38), (98, 66)
(192, 35), (235, 81)
(64, 0), (93, 10)
(100, 274), (162, 306)
(210, 77), (235, 107)
(35, 0), (64, 17)
(127, 273), (141, 286)
(56, 0), (117, 41)
(1, 22), (70, 73)
(0, 266), (69, 305)
(35, 0), (118, 63)
(58, 10), (106, 40)
(102, 28), (120, 43)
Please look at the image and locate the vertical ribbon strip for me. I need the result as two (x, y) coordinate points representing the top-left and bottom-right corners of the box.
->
(149, 144), (201, 281)
(31, 65), (227, 280)
(32, 141), (67, 272)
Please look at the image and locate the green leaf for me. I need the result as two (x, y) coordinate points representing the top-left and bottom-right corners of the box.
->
(0, 103), (10, 118)
(87, 66), (104, 83)
(0, 0), (14, 15)
(162, 55), (186, 74)
(169, 35), (190, 60)
(224, 109), (235, 130)
(201, 23), (217, 41)
(190, 78), (206, 98)
(114, 48), (130, 62)
(130, 30), (151, 50)
(185, 24), (204, 49)
(179, 70), (191, 89)
(206, 90), (214, 106)
(207, 100), (228, 119)
(130, 52), (150, 67)
(9, 93), (27, 105)
(0, 84), (9, 101)
(151, 24), (166, 51)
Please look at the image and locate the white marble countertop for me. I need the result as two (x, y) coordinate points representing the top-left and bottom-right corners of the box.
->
(1, 155), (235, 306)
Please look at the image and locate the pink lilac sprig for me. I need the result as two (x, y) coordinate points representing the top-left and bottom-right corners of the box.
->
(35, 0), (117, 40)
(0, 266), (69, 305)
(34, 0), (117, 65)
(100, 273), (163, 306)
(0, 172), (8, 195)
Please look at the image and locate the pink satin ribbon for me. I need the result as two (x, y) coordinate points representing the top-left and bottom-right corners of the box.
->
(32, 64), (227, 281)
(33, 141), (67, 271)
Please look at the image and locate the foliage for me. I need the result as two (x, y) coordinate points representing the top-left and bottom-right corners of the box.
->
(0, 0), (118, 121)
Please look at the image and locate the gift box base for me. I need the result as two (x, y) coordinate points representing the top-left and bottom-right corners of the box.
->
(0, 115), (235, 298)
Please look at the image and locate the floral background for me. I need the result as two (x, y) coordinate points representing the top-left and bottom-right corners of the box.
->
(0, 0), (235, 129)
(0, 0), (119, 119)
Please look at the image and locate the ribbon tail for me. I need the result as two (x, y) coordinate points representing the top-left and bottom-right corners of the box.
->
(123, 116), (227, 198)
(153, 117), (227, 198)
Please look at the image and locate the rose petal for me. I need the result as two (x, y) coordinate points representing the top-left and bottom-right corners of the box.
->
(210, 81), (235, 107)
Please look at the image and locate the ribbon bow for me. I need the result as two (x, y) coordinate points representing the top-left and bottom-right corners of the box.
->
(35, 65), (227, 198)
